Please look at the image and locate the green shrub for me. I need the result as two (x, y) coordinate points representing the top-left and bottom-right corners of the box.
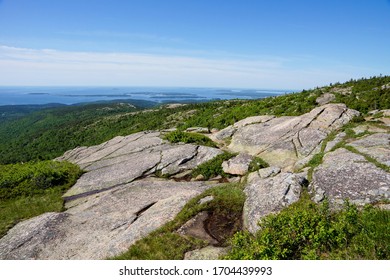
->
(248, 157), (269, 172)
(224, 195), (390, 260)
(0, 160), (82, 237)
(164, 130), (217, 147)
(191, 152), (235, 179)
(0, 160), (82, 200)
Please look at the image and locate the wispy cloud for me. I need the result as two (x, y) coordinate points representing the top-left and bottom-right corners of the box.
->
(56, 30), (188, 46)
(0, 45), (372, 88)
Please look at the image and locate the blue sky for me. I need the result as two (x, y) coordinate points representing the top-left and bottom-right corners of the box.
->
(0, 0), (390, 89)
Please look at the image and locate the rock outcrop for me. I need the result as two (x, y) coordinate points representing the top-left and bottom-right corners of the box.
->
(0, 179), (212, 259)
(1, 103), (389, 260)
(224, 104), (360, 170)
(57, 131), (222, 198)
(349, 133), (390, 167)
(222, 153), (253, 175)
(243, 170), (307, 233)
(316, 93), (335, 105)
(0, 131), (223, 260)
(310, 148), (390, 207)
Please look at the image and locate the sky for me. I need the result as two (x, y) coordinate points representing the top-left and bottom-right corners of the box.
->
(0, 0), (390, 89)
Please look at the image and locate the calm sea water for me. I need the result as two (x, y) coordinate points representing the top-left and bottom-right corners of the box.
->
(0, 86), (294, 106)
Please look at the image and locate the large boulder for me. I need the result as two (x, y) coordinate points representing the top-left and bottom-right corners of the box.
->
(243, 171), (307, 234)
(57, 131), (222, 198)
(222, 153), (253, 175)
(0, 179), (213, 260)
(310, 148), (390, 207)
(212, 116), (274, 141)
(316, 93), (335, 105)
(227, 104), (360, 170)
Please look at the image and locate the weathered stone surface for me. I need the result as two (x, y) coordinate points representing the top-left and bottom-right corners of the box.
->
(212, 116), (275, 141)
(352, 125), (388, 135)
(228, 176), (241, 183)
(324, 132), (346, 153)
(368, 108), (390, 117)
(222, 153), (253, 175)
(58, 131), (222, 198)
(192, 174), (205, 181)
(0, 212), (68, 260)
(58, 132), (161, 168)
(177, 211), (217, 245)
(257, 166), (281, 178)
(349, 133), (390, 167)
(0, 179), (213, 260)
(366, 110), (390, 126)
(233, 115), (275, 128)
(310, 148), (390, 207)
(64, 150), (162, 197)
(179, 145), (223, 171)
(157, 144), (198, 175)
(330, 86), (352, 95)
(212, 125), (236, 140)
(185, 127), (210, 133)
(199, 196), (214, 204)
(171, 170), (192, 180)
(243, 172), (306, 234)
(316, 93), (335, 105)
(184, 246), (229, 260)
(228, 104), (360, 169)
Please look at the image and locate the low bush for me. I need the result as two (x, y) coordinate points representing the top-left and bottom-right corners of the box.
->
(163, 130), (217, 148)
(224, 194), (390, 260)
(0, 160), (82, 200)
(191, 152), (235, 179)
(0, 160), (82, 237)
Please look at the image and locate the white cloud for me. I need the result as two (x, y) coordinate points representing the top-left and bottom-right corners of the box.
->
(0, 45), (373, 88)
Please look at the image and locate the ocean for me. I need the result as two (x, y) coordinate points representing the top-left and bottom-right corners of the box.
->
(0, 86), (294, 106)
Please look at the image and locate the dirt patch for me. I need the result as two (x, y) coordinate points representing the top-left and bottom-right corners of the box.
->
(178, 210), (243, 246)
(177, 211), (218, 245)
(204, 210), (242, 245)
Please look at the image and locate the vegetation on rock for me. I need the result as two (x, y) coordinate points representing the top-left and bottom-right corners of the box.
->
(248, 157), (269, 172)
(225, 194), (390, 260)
(163, 130), (217, 148)
(191, 152), (236, 180)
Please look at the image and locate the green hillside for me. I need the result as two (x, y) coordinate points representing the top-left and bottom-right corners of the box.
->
(1, 76), (389, 165)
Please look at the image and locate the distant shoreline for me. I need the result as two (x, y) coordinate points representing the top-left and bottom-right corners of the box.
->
(0, 86), (293, 106)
